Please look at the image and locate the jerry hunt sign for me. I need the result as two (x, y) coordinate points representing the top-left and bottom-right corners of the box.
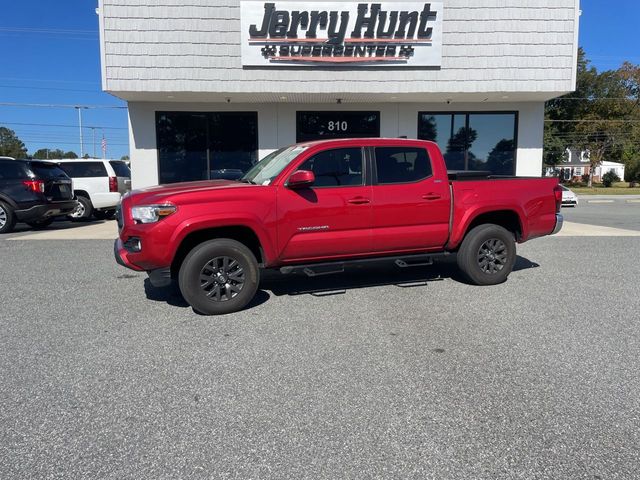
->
(240, 2), (443, 67)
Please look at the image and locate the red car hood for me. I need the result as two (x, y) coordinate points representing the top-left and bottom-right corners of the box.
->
(128, 180), (257, 204)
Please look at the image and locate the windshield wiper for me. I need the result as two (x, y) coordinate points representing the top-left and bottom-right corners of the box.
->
(237, 178), (256, 185)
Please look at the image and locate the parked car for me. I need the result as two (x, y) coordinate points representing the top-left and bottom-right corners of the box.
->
(0, 158), (77, 234)
(115, 138), (564, 315)
(56, 159), (131, 220)
(560, 185), (579, 207)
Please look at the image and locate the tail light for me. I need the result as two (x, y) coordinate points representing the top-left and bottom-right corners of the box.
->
(109, 176), (118, 192)
(23, 180), (45, 193)
(553, 184), (563, 213)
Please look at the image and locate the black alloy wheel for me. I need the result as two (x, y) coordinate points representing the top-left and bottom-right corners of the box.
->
(477, 238), (508, 274)
(179, 239), (260, 315)
(199, 256), (246, 302)
(457, 224), (516, 285)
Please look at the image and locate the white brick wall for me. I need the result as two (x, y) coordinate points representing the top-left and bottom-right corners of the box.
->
(100, 0), (580, 95)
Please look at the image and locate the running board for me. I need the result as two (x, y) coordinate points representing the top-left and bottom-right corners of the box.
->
(279, 252), (448, 277)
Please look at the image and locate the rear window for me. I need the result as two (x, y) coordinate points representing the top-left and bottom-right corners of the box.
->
(29, 162), (69, 179)
(58, 161), (108, 178)
(0, 160), (28, 179)
(109, 161), (131, 177)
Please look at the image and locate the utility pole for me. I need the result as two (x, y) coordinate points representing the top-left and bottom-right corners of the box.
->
(75, 106), (85, 158)
(91, 127), (96, 158)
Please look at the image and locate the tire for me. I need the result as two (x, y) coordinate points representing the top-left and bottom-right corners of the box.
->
(456, 224), (516, 286)
(93, 209), (116, 220)
(26, 217), (55, 229)
(68, 195), (93, 221)
(178, 239), (260, 315)
(0, 201), (17, 234)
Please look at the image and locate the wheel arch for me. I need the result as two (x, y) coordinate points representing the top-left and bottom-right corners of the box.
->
(170, 225), (265, 278)
(452, 209), (524, 250)
(0, 193), (18, 209)
(73, 190), (91, 201)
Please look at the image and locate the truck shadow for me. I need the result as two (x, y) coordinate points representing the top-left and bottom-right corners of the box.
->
(143, 254), (539, 312)
(261, 255), (540, 297)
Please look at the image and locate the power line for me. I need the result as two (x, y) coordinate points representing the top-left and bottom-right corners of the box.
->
(0, 76), (99, 85)
(0, 102), (126, 109)
(0, 121), (127, 130)
(0, 84), (102, 93)
(0, 27), (97, 35)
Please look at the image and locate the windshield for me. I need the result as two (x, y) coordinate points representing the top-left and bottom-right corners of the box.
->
(241, 146), (307, 185)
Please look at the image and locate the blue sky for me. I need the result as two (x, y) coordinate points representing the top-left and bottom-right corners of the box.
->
(0, 0), (638, 159)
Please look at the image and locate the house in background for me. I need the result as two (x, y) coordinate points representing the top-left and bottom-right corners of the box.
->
(545, 149), (625, 182)
(546, 148), (591, 181)
(594, 161), (625, 182)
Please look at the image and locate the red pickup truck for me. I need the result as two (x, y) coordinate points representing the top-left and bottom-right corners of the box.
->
(115, 138), (563, 314)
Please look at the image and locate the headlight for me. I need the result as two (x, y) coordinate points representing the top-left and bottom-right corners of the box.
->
(131, 204), (177, 224)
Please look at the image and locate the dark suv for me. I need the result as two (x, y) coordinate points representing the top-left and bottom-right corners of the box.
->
(0, 158), (77, 234)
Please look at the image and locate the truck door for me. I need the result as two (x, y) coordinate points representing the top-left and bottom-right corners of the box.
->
(277, 147), (373, 261)
(370, 145), (451, 252)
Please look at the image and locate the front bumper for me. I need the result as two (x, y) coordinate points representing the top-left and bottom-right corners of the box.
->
(114, 238), (144, 271)
(551, 213), (564, 235)
(15, 200), (78, 221)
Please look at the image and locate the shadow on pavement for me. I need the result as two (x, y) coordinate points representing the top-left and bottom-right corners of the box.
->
(141, 255), (539, 310)
(10, 217), (112, 234)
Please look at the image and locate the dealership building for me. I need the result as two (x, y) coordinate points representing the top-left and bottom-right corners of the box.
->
(98, 0), (580, 188)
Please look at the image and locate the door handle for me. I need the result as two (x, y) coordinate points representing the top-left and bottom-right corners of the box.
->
(348, 197), (371, 205)
(422, 193), (442, 200)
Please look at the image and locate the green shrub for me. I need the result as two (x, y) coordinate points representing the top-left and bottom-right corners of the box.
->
(602, 171), (621, 187)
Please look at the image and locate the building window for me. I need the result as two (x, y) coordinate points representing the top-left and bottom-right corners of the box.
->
(156, 112), (258, 184)
(418, 112), (517, 175)
(297, 111), (380, 143)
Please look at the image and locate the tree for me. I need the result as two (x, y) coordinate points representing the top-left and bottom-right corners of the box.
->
(0, 126), (28, 158)
(545, 49), (640, 186)
(33, 148), (79, 160)
(33, 148), (64, 159)
(120, 155), (130, 161)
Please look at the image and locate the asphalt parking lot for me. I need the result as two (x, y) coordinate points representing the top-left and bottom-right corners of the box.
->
(1, 203), (639, 479)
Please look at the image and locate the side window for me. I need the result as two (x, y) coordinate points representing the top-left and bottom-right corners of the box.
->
(58, 162), (108, 178)
(375, 147), (432, 184)
(297, 148), (363, 187)
(0, 161), (27, 179)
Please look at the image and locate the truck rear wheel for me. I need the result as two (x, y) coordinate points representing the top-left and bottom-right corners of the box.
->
(457, 224), (516, 286)
(178, 239), (260, 315)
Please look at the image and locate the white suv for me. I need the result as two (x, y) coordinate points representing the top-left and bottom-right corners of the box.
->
(56, 159), (131, 220)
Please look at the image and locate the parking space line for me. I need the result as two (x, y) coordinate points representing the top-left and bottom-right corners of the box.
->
(587, 200), (615, 204)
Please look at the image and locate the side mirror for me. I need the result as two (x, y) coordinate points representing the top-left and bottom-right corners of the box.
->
(287, 170), (315, 189)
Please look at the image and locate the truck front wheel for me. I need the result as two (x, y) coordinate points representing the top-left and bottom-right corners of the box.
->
(178, 239), (260, 315)
(456, 224), (516, 286)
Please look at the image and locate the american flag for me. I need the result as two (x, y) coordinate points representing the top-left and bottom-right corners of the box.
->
(101, 136), (107, 158)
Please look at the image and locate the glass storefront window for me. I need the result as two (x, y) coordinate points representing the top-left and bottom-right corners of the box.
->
(156, 112), (258, 184)
(296, 111), (380, 142)
(418, 112), (517, 175)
